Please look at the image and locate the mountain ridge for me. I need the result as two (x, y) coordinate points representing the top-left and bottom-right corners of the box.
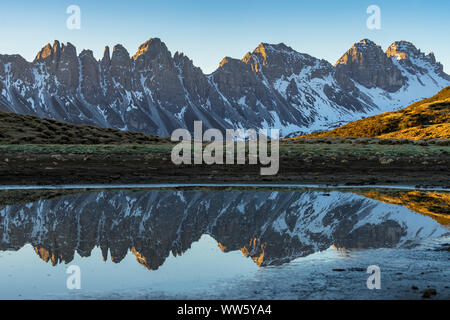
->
(1, 38), (449, 137)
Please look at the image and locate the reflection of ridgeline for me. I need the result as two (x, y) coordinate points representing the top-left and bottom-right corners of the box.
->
(357, 190), (450, 225)
(0, 190), (447, 269)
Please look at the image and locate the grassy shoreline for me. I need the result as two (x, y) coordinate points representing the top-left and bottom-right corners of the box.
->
(0, 140), (449, 187)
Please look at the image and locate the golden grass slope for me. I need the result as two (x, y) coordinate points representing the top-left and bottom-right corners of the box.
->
(358, 190), (450, 225)
(303, 87), (450, 140)
(378, 123), (450, 140)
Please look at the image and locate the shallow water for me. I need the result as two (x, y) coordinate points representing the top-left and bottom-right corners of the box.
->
(0, 187), (448, 299)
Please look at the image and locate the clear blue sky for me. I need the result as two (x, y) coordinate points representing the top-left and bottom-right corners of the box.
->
(1, 0), (449, 74)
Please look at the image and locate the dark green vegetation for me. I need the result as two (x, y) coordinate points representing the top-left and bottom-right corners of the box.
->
(300, 87), (450, 140)
(0, 111), (167, 145)
(0, 139), (448, 186)
(0, 144), (173, 154)
(0, 137), (449, 157)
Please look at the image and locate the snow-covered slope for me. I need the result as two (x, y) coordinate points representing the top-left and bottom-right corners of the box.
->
(0, 38), (449, 137)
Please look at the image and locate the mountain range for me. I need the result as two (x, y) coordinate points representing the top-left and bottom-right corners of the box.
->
(1, 38), (449, 137)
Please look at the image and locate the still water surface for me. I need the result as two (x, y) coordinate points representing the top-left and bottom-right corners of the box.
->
(0, 187), (448, 299)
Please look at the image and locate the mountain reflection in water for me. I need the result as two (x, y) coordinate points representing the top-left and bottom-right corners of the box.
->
(0, 189), (448, 270)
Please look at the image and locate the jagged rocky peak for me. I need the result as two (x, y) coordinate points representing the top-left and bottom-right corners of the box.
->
(335, 39), (381, 66)
(173, 51), (208, 93)
(242, 42), (296, 66)
(243, 42), (321, 81)
(111, 44), (130, 60)
(427, 52), (438, 65)
(173, 51), (187, 63)
(34, 40), (59, 62)
(173, 51), (195, 70)
(61, 42), (77, 57)
(34, 40), (77, 64)
(79, 49), (101, 99)
(0, 54), (31, 81)
(132, 38), (169, 61)
(211, 54), (261, 104)
(101, 46), (111, 66)
(386, 41), (422, 60)
(219, 56), (231, 67)
(79, 49), (94, 59)
(335, 38), (406, 92)
(108, 44), (132, 89)
(111, 44), (130, 62)
(385, 41), (450, 80)
(173, 51), (185, 59)
(354, 38), (377, 49)
(218, 56), (246, 69)
(254, 42), (296, 56)
(386, 41), (439, 64)
(32, 40), (79, 89)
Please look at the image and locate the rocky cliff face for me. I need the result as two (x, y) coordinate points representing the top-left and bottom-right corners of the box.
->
(0, 190), (446, 269)
(0, 38), (449, 137)
(335, 39), (406, 92)
(386, 40), (450, 82)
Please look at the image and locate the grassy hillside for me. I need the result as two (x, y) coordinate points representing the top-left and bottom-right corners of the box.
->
(302, 87), (450, 140)
(0, 111), (166, 145)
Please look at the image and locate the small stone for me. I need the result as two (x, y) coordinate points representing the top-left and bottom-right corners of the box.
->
(422, 288), (437, 298)
(349, 267), (365, 272)
(379, 157), (394, 165)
